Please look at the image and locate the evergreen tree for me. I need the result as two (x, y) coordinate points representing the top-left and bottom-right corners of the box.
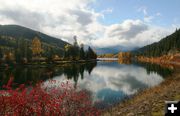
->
(79, 44), (85, 60)
(72, 35), (80, 60)
(0, 47), (3, 60)
(86, 46), (97, 60)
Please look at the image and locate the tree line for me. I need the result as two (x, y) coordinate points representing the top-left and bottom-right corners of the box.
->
(63, 36), (97, 60)
(0, 35), (97, 64)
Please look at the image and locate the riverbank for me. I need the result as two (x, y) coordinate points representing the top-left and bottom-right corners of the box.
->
(103, 65), (180, 116)
(0, 59), (98, 68)
(137, 53), (180, 65)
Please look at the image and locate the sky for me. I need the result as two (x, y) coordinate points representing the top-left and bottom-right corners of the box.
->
(0, 0), (180, 49)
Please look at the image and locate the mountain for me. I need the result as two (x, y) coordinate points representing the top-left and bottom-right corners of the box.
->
(134, 29), (180, 57)
(0, 25), (69, 48)
(0, 25), (69, 56)
(95, 46), (139, 54)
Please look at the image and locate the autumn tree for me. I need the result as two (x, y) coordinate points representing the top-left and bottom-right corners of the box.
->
(31, 36), (42, 57)
(64, 44), (72, 60)
(4, 51), (15, 64)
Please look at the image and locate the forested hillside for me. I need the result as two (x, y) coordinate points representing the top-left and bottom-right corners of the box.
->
(0, 25), (68, 48)
(134, 29), (180, 57)
(0, 25), (69, 57)
(0, 25), (97, 64)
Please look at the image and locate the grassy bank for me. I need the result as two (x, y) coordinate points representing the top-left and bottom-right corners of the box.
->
(103, 66), (180, 116)
(0, 59), (98, 68)
(137, 53), (180, 65)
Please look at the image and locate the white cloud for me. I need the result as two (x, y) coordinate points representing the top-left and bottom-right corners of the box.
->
(91, 19), (174, 48)
(144, 16), (154, 23)
(137, 6), (147, 15)
(137, 6), (162, 23)
(131, 26), (173, 47)
(101, 8), (113, 14)
(0, 0), (100, 43)
(44, 64), (164, 102)
(0, 0), (177, 49)
(107, 20), (148, 39)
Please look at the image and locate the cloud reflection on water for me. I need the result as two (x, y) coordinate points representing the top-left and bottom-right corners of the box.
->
(46, 62), (164, 107)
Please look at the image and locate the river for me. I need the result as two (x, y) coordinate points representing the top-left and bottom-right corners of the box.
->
(0, 60), (173, 109)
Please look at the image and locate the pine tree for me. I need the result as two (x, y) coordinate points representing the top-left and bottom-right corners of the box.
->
(0, 47), (3, 60)
(79, 44), (85, 60)
(86, 47), (97, 60)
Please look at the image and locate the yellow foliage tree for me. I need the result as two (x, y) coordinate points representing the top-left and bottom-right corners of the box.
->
(118, 52), (132, 64)
(5, 52), (15, 61)
(32, 36), (42, 57)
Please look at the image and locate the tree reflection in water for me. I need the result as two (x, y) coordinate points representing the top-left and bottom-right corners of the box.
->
(0, 62), (97, 88)
(0, 61), (175, 109)
(118, 59), (173, 78)
(134, 62), (174, 78)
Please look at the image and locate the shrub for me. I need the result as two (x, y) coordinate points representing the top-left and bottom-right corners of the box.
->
(0, 76), (101, 116)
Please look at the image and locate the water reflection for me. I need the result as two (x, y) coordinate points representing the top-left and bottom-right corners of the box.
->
(134, 62), (174, 77)
(118, 59), (131, 64)
(46, 61), (173, 108)
(0, 66), (51, 88)
(0, 62), (97, 88)
(0, 61), (173, 108)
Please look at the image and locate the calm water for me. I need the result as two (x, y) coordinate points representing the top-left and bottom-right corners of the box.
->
(0, 61), (173, 108)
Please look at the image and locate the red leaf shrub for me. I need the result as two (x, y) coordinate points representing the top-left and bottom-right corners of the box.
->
(0, 77), (101, 116)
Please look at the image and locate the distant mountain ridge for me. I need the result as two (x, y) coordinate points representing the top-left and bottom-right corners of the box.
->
(98, 29), (180, 57)
(0, 25), (69, 50)
(95, 46), (139, 54)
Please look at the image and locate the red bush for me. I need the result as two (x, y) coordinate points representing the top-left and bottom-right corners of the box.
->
(0, 77), (101, 116)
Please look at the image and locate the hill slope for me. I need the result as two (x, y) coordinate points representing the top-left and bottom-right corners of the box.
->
(0, 25), (69, 49)
(134, 29), (180, 57)
(0, 25), (70, 58)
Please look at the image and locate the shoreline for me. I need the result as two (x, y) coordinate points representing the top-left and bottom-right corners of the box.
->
(0, 59), (99, 68)
(103, 64), (180, 116)
(136, 53), (180, 66)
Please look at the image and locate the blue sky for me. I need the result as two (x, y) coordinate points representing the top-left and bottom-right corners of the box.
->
(0, 0), (179, 48)
(91, 0), (180, 26)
